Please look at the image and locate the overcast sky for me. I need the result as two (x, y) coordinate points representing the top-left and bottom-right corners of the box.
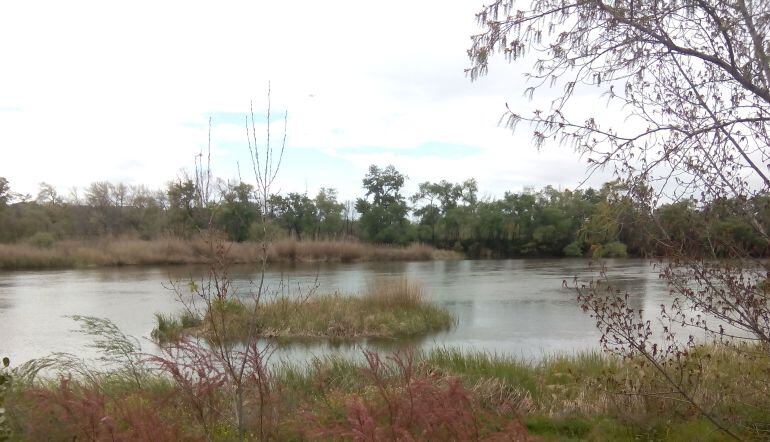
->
(0, 0), (613, 201)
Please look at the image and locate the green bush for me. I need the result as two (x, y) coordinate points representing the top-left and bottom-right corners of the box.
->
(26, 231), (56, 248)
(563, 240), (584, 257)
(592, 241), (628, 258)
(248, 220), (287, 242)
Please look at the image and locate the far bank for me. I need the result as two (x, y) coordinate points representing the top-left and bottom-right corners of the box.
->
(0, 238), (462, 270)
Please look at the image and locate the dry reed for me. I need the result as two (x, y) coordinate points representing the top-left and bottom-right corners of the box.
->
(0, 238), (460, 270)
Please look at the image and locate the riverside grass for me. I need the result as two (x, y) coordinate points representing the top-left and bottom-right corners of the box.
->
(6, 344), (769, 440)
(0, 237), (459, 270)
(152, 279), (456, 343)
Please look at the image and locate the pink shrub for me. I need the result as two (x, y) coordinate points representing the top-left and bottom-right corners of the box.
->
(19, 377), (195, 441)
(308, 350), (530, 441)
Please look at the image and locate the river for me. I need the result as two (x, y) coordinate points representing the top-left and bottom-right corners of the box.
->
(0, 258), (667, 365)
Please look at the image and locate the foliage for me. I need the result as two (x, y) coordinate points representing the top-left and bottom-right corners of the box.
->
(217, 181), (258, 242)
(590, 241), (628, 259)
(25, 231), (56, 248)
(152, 278), (454, 342)
(268, 192), (317, 240)
(356, 165), (411, 244)
(469, 0), (770, 438)
(6, 340), (770, 440)
(15, 378), (192, 441)
(306, 350), (530, 440)
(151, 312), (202, 343)
(563, 240), (583, 257)
(4, 168), (770, 260)
(67, 315), (147, 388)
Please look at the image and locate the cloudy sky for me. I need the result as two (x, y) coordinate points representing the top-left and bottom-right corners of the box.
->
(0, 0), (613, 201)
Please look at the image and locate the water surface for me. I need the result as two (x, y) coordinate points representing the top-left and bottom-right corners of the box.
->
(0, 259), (667, 364)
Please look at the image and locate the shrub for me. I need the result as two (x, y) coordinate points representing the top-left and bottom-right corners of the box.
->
(563, 241), (583, 257)
(26, 232), (56, 248)
(307, 350), (529, 440)
(16, 378), (190, 441)
(591, 241), (628, 258)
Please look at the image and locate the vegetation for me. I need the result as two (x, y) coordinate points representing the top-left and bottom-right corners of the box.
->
(3, 340), (768, 440)
(470, 0), (770, 439)
(5, 173), (770, 265)
(152, 279), (454, 343)
(0, 238), (446, 270)
(355, 165), (411, 244)
(3, 0), (770, 438)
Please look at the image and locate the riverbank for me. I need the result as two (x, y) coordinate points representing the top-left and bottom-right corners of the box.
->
(0, 238), (461, 270)
(3, 343), (766, 440)
(152, 279), (455, 343)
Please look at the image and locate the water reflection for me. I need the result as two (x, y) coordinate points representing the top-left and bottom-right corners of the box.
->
(0, 259), (666, 364)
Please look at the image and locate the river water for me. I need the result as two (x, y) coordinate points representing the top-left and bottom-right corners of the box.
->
(0, 259), (668, 365)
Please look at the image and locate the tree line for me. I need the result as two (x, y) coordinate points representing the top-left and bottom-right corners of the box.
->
(0, 166), (767, 258)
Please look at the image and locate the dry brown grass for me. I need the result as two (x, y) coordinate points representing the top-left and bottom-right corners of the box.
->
(0, 238), (460, 269)
(153, 278), (455, 342)
(363, 277), (426, 307)
(264, 240), (443, 263)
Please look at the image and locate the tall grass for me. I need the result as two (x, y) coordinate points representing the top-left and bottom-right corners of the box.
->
(6, 343), (769, 440)
(150, 312), (202, 343)
(260, 278), (454, 339)
(152, 278), (455, 343)
(0, 238), (458, 270)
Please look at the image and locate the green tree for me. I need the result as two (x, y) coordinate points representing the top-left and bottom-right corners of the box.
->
(314, 188), (344, 238)
(411, 181), (456, 244)
(166, 179), (199, 236)
(269, 192), (317, 240)
(356, 165), (410, 244)
(218, 181), (258, 242)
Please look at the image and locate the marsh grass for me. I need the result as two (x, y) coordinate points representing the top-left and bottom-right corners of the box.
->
(152, 279), (455, 343)
(6, 344), (769, 440)
(269, 346), (768, 440)
(0, 238), (457, 269)
(150, 311), (202, 343)
(260, 279), (454, 339)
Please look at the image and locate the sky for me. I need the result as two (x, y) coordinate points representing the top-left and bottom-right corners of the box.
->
(0, 0), (614, 202)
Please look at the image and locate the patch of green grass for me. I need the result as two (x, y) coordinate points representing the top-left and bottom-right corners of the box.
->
(151, 311), (202, 343)
(424, 348), (541, 396)
(524, 415), (593, 439)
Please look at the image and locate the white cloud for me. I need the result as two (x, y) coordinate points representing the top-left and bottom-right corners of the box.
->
(0, 0), (613, 199)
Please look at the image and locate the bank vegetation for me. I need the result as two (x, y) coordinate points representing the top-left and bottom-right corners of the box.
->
(0, 237), (453, 270)
(2, 340), (767, 441)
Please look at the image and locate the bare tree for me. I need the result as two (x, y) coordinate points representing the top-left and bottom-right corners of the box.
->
(153, 88), (287, 440)
(35, 182), (61, 205)
(469, 1), (770, 439)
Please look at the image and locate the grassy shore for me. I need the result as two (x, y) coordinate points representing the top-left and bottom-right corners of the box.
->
(152, 279), (455, 343)
(0, 237), (459, 270)
(4, 344), (768, 440)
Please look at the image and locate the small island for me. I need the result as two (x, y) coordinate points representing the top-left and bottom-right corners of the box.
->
(152, 279), (455, 343)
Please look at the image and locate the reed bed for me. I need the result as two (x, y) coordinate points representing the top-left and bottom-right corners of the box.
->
(152, 278), (455, 342)
(0, 238), (458, 270)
